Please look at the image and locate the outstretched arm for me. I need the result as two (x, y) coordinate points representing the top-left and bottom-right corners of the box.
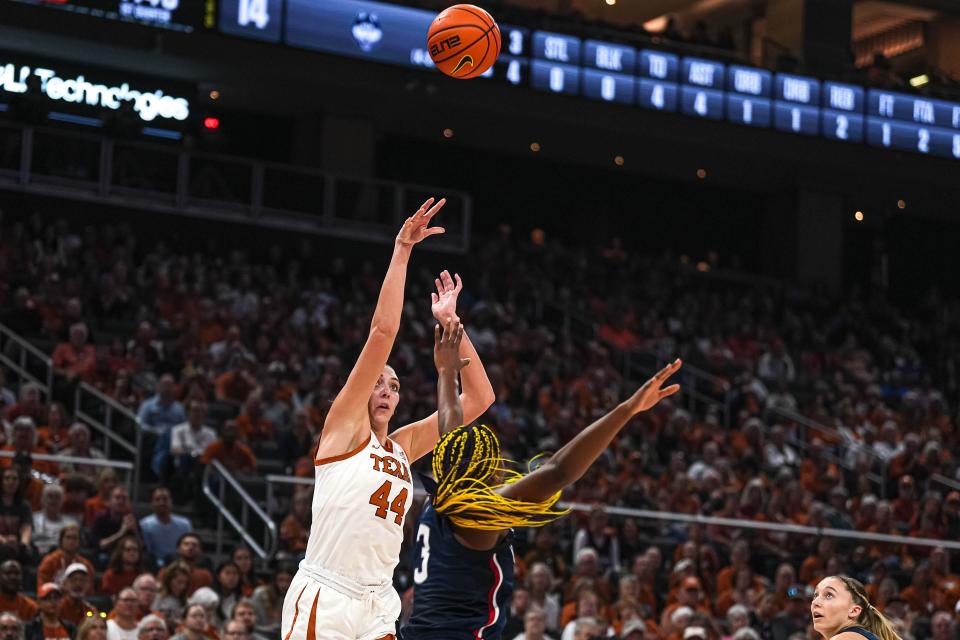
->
(318, 198), (446, 459)
(392, 272), (495, 461)
(498, 359), (682, 503)
(435, 320), (469, 434)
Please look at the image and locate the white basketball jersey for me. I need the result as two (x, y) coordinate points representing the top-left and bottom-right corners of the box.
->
(303, 432), (414, 585)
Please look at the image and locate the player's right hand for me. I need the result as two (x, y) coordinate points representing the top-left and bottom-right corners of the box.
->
(434, 318), (470, 373)
(625, 358), (682, 414)
(396, 197), (446, 246)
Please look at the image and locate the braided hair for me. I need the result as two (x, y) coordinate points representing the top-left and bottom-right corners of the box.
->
(431, 424), (568, 530)
(832, 575), (901, 640)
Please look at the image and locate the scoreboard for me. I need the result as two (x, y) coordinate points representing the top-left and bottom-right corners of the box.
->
(12, 0), (210, 32)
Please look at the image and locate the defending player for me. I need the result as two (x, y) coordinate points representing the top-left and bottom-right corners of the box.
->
(402, 357), (682, 639)
(281, 198), (495, 640)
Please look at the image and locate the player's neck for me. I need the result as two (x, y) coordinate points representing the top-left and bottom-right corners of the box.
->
(372, 423), (390, 445)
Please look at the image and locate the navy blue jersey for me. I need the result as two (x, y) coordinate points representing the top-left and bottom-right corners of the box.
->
(402, 501), (515, 640)
(840, 627), (880, 640)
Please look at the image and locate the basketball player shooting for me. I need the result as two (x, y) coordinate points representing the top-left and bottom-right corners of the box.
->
(402, 356), (682, 639)
(281, 198), (495, 640)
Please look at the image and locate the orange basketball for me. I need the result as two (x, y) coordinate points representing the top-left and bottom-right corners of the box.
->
(428, 4), (501, 80)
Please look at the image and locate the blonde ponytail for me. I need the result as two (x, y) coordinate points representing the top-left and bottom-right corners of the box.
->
(834, 575), (902, 640)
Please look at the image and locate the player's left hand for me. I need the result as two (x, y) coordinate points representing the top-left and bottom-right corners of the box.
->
(396, 197), (446, 247)
(625, 358), (682, 414)
(431, 270), (462, 323)
(434, 318), (470, 373)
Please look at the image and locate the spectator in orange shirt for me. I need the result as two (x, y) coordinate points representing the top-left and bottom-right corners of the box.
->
(279, 489), (310, 555)
(160, 534), (213, 595)
(930, 546), (960, 611)
(59, 563), (98, 627)
(716, 540), (750, 594)
(0, 560), (38, 622)
(84, 469), (117, 528)
(562, 548), (613, 604)
(25, 582), (75, 640)
(100, 535), (146, 596)
(235, 390), (274, 443)
(37, 524), (95, 591)
(37, 402), (71, 453)
(799, 538), (835, 585)
(891, 475), (919, 533)
(214, 360), (258, 406)
(52, 323), (96, 384)
(715, 567), (762, 616)
(200, 422), (256, 475)
(660, 577), (712, 630)
(900, 561), (940, 616)
(771, 563), (796, 610)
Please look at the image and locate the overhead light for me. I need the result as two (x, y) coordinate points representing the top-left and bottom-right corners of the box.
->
(209, 90), (220, 100)
(909, 74), (930, 88)
(442, 128), (454, 138)
(696, 168), (707, 179)
(854, 210), (864, 221)
(897, 199), (906, 209)
(530, 142), (541, 152)
(614, 155), (624, 166)
(605, 0), (616, 5)
(203, 117), (220, 130)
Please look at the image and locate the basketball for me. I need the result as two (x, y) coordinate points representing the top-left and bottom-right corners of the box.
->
(428, 4), (501, 80)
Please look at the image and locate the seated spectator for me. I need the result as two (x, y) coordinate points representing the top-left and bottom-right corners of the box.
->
(106, 587), (140, 640)
(37, 403), (71, 453)
(136, 376), (185, 438)
(228, 548), (257, 598)
(59, 562), (98, 627)
(228, 601), (267, 640)
(3, 384), (45, 426)
(770, 586), (809, 640)
(84, 469), (118, 528)
(166, 401), (216, 496)
(32, 484), (78, 555)
(562, 616), (608, 640)
(214, 359), (258, 406)
(660, 577), (711, 630)
(52, 322), (96, 384)
(200, 422), (256, 475)
(527, 563), (561, 633)
(234, 390), (274, 443)
(77, 615), (108, 640)
(101, 536), (147, 597)
(91, 487), (141, 556)
(160, 535), (212, 594)
(523, 527), (567, 582)
(61, 475), (93, 523)
(139, 488), (192, 568)
(170, 603), (207, 640)
(900, 561), (939, 616)
(515, 607), (554, 640)
(562, 549), (613, 604)
(0, 560), (38, 622)
(249, 564), (293, 638)
(184, 587), (219, 639)
(58, 424), (107, 479)
(715, 568), (762, 616)
(212, 563), (242, 627)
(0, 467), (32, 563)
(2, 418), (57, 476)
(278, 410), (314, 471)
(259, 371), (290, 430)
(559, 588), (607, 636)
(153, 562), (190, 627)
(135, 615), (168, 640)
(220, 620), (249, 640)
(130, 574), (160, 621)
(0, 612), (24, 640)
(25, 582), (74, 640)
(722, 604), (751, 640)
(573, 508), (620, 575)
(278, 489), (310, 555)
(37, 524), (94, 590)
(799, 538), (834, 585)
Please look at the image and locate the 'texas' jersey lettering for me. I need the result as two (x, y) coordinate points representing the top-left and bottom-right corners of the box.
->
(370, 453), (411, 483)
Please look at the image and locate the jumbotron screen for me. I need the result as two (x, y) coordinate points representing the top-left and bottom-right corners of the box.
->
(12, 0), (212, 32)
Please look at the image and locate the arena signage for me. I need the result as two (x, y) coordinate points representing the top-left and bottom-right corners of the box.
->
(0, 61), (191, 123)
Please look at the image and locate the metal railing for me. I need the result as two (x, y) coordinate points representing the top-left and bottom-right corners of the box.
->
(263, 475), (958, 551)
(0, 323), (54, 399)
(203, 460), (278, 563)
(73, 382), (142, 497)
(0, 122), (473, 253)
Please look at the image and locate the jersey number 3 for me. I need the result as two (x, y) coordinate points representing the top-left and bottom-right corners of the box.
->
(369, 480), (408, 525)
(413, 523), (430, 585)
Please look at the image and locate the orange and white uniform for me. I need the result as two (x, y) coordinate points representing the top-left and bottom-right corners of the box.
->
(282, 432), (414, 640)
